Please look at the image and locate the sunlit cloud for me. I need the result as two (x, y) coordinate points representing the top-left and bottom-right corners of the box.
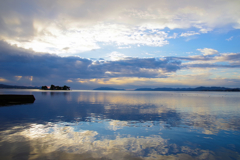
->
(29, 76), (33, 81)
(0, 78), (7, 82)
(3, 23), (170, 55)
(197, 48), (219, 56)
(108, 51), (127, 61)
(0, 0), (240, 55)
(66, 80), (73, 83)
(15, 76), (22, 81)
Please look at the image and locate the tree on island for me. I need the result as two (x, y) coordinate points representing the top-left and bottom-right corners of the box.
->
(63, 85), (70, 90)
(41, 85), (70, 90)
(41, 86), (48, 90)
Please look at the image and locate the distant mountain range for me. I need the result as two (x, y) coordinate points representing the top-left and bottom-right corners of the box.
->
(94, 86), (240, 92)
(93, 87), (125, 90)
(93, 86), (240, 91)
(135, 86), (240, 91)
(0, 84), (41, 89)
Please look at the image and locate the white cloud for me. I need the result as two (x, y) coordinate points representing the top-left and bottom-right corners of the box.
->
(197, 48), (219, 56)
(226, 36), (233, 41)
(118, 46), (131, 49)
(108, 51), (127, 61)
(180, 31), (200, 37)
(3, 23), (170, 55)
(0, 0), (240, 55)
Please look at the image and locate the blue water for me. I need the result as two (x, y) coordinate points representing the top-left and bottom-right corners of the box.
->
(0, 89), (240, 159)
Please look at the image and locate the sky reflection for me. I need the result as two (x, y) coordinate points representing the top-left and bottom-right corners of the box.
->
(0, 90), (240, 159)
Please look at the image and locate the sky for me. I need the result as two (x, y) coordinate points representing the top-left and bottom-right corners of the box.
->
(0, 0), (240, 89)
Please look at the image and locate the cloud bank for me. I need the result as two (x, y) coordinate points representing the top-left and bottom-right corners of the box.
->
(1, 41), (240, 88)
(0, 41), (181, 86)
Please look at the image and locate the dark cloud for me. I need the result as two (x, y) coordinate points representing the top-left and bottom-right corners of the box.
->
(183, 63), (240, 69)
(167, 56), (212, 61)
(89, 57), (181, 78)
(167, 53), (240, 68)
(216, 53), (240, 61)
(0, 0), (37, 39)
(0, 41), (181, 83)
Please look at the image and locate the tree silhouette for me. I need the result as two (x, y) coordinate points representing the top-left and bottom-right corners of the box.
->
(41, 86), (48, 90)
(42, 84), (70, 90)
(50, 85), (55, 90)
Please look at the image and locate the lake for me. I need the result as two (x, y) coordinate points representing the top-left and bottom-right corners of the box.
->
(0, 89), (240, 160)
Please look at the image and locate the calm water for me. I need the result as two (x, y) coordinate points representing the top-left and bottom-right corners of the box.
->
(0, 89), (240, 160)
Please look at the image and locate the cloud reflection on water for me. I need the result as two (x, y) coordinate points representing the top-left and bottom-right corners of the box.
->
(0, 91), (240, 159)
(0, 122), (232, 160)
(0, 121), (240, 160)
(74, 91), (240, 134)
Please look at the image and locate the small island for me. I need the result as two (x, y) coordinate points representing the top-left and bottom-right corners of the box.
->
(41, 85), (70, 90)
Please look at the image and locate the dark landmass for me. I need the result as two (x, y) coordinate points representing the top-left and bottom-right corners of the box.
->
(0, 94), (35, 106)
(0, 84), (40, 89)
(93, 87), (125, 90)
(41, 84), (70, 90)
(135, 86), (240, 91)
(0, 84), (70, 90)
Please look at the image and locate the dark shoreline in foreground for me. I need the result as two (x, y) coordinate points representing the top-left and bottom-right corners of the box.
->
(0, 95), (35, 106)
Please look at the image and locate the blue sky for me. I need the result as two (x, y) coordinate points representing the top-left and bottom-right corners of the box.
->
(0, 0), (240, 89)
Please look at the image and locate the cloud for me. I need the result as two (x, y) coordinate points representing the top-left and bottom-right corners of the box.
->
(108, 51), (127, 61)
(89, 57), (181, 78)
(0, 78), (7, 82)
(168, 48), (240, 65)
(226, 36), (233, 41)
(2, 23), (171, 54)
(180, 31), (200, 37)
(197, 48), (219, 56)
(66, 79), (73, 83)
(15, 76), (22, 81)
(169, 54), (240, 72)
(62, 47), (70, 51)
(0, 0), (240, 54)
(0, 41), (182, 84)
(215, 53), (240, 64)
(1, 41), (239, 88)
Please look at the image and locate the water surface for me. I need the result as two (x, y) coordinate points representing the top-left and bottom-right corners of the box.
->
(0, 89), (240, 160)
